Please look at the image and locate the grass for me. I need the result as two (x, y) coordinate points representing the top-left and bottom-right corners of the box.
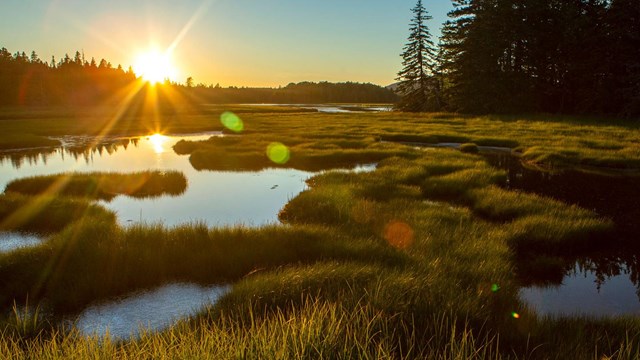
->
(0, 299), (508, 359)
(0, 221), (403, 312)
(460, 142), (480, 153)
(0, 193), (115, 233)
(5, 171), (188, 201)
(2, 106), (640, 171)
(169, 111), (640, 172)
(0, 106), (639, 358)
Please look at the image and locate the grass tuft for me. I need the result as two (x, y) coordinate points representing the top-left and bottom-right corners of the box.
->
(5, 171), (188, 201)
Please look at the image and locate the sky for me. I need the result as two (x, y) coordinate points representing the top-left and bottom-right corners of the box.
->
(0, 0), (454, 87)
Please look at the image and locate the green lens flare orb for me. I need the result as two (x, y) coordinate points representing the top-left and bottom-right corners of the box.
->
(491, 284), (500, 292)
(267, 142), (290, 164)
(220, 111), (244, 133)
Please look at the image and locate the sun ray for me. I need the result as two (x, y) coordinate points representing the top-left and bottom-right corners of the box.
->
(167, 0), (215, 54)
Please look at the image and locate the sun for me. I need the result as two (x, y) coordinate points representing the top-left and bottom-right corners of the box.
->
(133, 50), (177, 84)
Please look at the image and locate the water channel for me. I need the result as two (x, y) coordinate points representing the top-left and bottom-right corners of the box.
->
(0, 133), (312, 228)
(483, 151), (640, 317)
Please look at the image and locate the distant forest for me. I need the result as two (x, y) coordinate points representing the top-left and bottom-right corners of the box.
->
(185, 82), (398, 104)
(0, 48), (397, 107)
(399, 0), (640, 117)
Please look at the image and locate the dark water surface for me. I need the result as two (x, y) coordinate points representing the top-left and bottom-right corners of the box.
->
(482, 152), (640, 317)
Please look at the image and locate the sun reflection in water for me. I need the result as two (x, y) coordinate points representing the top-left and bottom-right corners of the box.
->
(148, 133), (169, 154)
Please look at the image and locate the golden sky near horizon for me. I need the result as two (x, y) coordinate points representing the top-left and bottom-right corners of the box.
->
(1, 0), (452, 87)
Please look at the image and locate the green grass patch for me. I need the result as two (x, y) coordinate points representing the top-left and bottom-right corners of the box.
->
(0, 193), (115, 233)
(0, 221), (403, 312)
(459, 142), (479, 153)
(5, 171), (188, 201)
(0, 107), (639, 358)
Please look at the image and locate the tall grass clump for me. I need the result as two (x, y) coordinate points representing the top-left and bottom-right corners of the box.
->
(0, 193), (115, 233)
(5, 171), (188, 201)
(466, 186), (614, 253)
(0, 221), (402, 312)
(420, 167), (507, 200)
(0, 299), (508, 359)
(0, 301), (49, 340)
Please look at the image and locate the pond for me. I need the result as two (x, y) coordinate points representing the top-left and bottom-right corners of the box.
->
(71, 283), (229, 339)
(0, 231), (42, 253)
(0, 133), (312, 227)
(482, 152), (640, 317)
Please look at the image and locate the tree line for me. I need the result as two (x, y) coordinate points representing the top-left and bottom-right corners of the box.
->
(0, 48), (137, 106)
(185, 81), (398, 104)
(0, 47), (397, 107)
(398, 0), (640, 117)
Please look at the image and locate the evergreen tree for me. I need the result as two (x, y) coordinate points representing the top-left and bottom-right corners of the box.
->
(396, 0), (440, 112)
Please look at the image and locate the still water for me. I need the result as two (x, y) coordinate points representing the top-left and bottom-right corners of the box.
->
(71, 283), (229, 339)
(0, 133), (312, 227)
(246, 104), (392, 113)
(482, 152), (640, 317)
(0, 132), (378, 336)
(0, 232), (42, 253)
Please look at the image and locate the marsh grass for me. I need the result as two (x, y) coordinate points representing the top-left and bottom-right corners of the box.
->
(0, 221), (402, 312)
(0, 107), (638, 358)
(5, 171), (188, 201)
(0, 193), (115, 233)
(184, 136), (418, 171)
(460, 142), (480, 153)
(1, 107), (639, 171)
(0, 299), (510, 360)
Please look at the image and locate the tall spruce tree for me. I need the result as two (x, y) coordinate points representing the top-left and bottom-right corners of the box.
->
(396, 0), (440, 112)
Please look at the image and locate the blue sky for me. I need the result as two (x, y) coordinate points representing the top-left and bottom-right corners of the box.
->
(0, 0), (453, 86)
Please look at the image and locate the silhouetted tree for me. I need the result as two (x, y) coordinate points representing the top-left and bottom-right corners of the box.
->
(396, 0), (440, 112)
(438, 0), (639, 117)
(0, 47), (141, 106)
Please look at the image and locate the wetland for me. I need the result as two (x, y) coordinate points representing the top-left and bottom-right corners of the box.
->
(1, 106), (640, 358)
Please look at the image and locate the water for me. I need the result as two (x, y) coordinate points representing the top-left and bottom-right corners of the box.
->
(0, 132), (373, 335)
(300, 104), (392, 113)
(521, 262), (640, 317)
(481, 152), (640, 317)
(246, 104), (392, 113)
(0, 232), (41, 253)
(0, 133), (312, 227)
(72, 283), (229, 339)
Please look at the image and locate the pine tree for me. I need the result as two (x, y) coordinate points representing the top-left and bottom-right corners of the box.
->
(396, 0), (440, 112)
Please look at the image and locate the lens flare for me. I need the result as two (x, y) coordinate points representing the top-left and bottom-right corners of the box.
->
(383, 220), (414, 250)
(491, 284), (500, 292)
(511, 312), (520, 319)
(220, 112), (244, 133)
(267, 142), (290, 164)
